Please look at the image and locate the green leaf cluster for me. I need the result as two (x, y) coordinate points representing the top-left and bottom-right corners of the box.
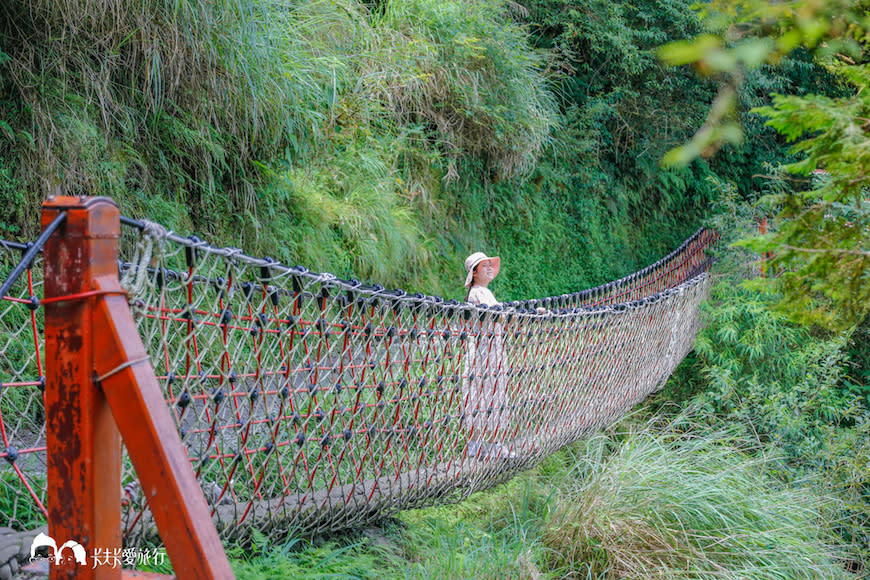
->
(658, 0), (869, 329)
(743, 69), (870, 328)
(658, 0), (869, 160)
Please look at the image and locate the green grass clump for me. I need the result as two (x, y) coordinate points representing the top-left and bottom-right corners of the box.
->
(230, 536), (384, 580)
(390, 475), (550, 579)
(541, 418), (850, 579)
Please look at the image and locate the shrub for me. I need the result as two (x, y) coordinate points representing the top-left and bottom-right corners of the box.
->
(542, 416), (851, 579)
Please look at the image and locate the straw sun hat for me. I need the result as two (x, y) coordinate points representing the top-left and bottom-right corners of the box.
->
(464, 252), (501, 287)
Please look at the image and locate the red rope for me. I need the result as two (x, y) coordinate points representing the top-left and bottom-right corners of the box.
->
(40, 288), (127, 303)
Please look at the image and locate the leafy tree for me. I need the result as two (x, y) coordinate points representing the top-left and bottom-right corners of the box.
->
(659, 0), (870, 328)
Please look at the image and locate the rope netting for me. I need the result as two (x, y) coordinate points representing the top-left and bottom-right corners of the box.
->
(0, 240), (47, 533)
(0, 222), (715, 544)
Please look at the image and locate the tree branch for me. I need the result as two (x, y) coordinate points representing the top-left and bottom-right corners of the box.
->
(781, 244), (870, 257)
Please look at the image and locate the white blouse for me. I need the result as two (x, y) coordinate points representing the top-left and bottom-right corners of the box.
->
(467, 286), (498, 307)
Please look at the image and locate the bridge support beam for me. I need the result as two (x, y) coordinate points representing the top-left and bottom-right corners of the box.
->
(42, 196), (233, 580)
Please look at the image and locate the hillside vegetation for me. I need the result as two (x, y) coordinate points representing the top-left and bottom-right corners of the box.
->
(0, 0), (822, 297)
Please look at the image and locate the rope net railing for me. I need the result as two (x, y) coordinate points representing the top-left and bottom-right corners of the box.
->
(0, 221), (715, 544)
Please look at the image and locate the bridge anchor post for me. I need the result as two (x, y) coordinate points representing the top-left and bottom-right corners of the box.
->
(42, 196), (233, 579)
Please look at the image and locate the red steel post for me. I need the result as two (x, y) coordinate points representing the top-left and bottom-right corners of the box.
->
(42, 196), (234, 579)
(43, 196), (123, 580)
(91, 280), (234, 580)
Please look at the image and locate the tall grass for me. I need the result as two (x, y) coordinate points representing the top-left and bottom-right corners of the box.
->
(0, 0), (301, 223)
(0, 0), (559, 296)
(372, 0), (556, 181)
(542, 418), (851, 579)
(388, 474), (550, 579)
(134, 413), (854, 578)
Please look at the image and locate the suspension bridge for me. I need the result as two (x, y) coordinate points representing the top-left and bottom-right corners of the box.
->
(0, 197), (715, 577)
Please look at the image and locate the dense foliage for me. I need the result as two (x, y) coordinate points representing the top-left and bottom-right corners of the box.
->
(653, 6), (870, 566)
(659, 0), (870, 328)
(651, 192), (870, 572)
(0, 0), (819, 300)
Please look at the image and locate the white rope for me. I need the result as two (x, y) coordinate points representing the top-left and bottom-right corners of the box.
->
(96, 355), (151, 384)
(122, 219), (169, 298)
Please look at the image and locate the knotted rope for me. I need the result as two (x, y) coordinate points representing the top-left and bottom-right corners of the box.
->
(0, 224), (716, 544)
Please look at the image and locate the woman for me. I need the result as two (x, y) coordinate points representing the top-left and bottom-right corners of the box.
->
(464, 252), (500, 306)
(462, 252), (514, 459)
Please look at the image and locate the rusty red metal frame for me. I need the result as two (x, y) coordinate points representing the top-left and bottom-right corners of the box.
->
(42, 196), (233, 580)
